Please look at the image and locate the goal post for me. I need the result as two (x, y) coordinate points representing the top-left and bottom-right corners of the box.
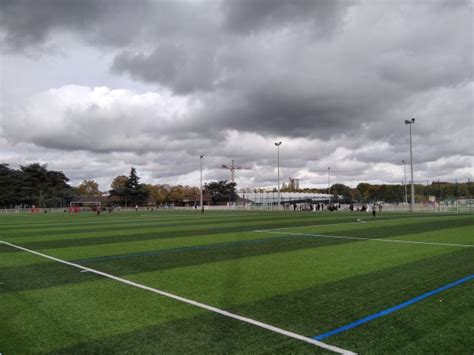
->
(69, 201), (101, 213)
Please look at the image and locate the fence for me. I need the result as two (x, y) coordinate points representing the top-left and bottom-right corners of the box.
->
(1, 201), (473, 214)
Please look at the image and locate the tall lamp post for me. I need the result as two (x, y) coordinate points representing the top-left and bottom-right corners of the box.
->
(402, 160), (408, 204)
(275, 142), (282, 209)
(404, 118), (415, 212)
(327, 166), (331, 204)
(200, 155), (204, 212)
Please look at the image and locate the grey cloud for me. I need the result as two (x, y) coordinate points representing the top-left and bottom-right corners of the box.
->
(0, 0), (219, 52)
(112, 43), (219, 94)
(1, 0), (472, 188)
(0, 0), (109, 50)
(221, 0), (351, 36)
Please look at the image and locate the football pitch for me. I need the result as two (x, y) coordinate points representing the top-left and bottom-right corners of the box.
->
(1, 211), (473, 354)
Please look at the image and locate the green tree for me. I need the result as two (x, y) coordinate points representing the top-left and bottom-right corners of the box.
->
(330, 184), (352, 202)
(204, 180), (237, 204)
(0, 164), (23, 207)
(127, 167), (149, 205)
(110, 168), (149, 206)
(0, 163), (73, 208)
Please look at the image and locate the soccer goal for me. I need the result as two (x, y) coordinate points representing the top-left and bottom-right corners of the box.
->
(69, 201), (101, 213)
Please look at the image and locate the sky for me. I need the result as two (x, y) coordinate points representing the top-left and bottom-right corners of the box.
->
(0, 0), (473, 191)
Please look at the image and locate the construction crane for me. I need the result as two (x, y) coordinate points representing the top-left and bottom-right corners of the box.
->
(221, 160), (251, 183)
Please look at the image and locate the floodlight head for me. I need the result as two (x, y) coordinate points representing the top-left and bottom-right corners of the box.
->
(405, 118), (415, 124)
(274, 141), (282, 146)
(200, 155), (204, 159)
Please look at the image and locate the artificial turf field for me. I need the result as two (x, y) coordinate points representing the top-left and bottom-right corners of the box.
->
(1, 211), (473, 354)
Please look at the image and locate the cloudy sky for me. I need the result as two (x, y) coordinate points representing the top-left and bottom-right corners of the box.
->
(0, 0), (472, 190)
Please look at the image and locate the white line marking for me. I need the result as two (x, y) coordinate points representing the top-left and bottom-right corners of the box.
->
(0, 240), (354, 355)
(253, 230), (473, 248)
(265, 215), (459, 231)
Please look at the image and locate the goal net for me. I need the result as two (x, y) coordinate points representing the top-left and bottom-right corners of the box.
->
(69, 201), (101, 213)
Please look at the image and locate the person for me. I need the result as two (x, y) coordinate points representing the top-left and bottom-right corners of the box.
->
(135, 204), (138, 212)
(372, 203), (376, 217)
(201, 206), (205, 214)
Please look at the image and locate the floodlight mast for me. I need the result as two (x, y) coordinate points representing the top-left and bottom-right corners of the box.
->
(200, 155), (204, 210)
(402, 160), (408, 204)
(327, 167), (331, 203)
(404, 118), (415, 212)
(275, 142), (282, 209)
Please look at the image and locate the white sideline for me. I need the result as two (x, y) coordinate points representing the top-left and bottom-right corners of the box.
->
(265, 215), (454, 232)
(253, 230), (473, 248)
(0, 240), (355, 355)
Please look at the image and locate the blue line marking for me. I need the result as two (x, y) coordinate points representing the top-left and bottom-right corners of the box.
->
(313, 274), (474, 341)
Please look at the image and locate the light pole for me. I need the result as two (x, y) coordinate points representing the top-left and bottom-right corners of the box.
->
(200, 155), (204, 212)
(275, 142), (282, 209)
(405, 118), (415, 212)
(327, 166), (331, 204)
(402, 160), (408, 205)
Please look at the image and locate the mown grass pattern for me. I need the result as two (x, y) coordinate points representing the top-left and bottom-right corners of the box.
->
(1, 211), (473, 354)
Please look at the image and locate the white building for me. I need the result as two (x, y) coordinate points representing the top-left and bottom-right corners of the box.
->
(238, 191), (332, 205)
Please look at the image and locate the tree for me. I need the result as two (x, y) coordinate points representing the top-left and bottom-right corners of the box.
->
(204, 180), (237, 204)
(0, 163), (73, 208)
(109, 168), (149, 206)
(127, 167), (149, 205)
(330, 184), (352, 202)
(78, 180), (100, 197)
(356, 183), (372, 203)
(0, 164), (23, 207)
(110, 175), (130, 206)
(168, 185), (185, 204)
(145, 184), (168, 205)
(111, 175), (128, 191)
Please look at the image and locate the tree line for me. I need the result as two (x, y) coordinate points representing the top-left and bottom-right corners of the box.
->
(277, 181), (473, 203)
(0, 163), (75, 208)
(76, 167), (237, 206)
(0, 162), (471, 208)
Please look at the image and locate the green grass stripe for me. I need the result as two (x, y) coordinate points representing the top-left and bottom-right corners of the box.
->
(7, 248), (471, 354)
(0, 212), (401, 242)
(332, 282), (473, 354)
(1, 272), (203, 354)
(121, 237), (465, 308)
(47, 310), (323, 355)
(3, 219), (472, 292)
(5, 214), (471, 252)
(0, 230), (394, 292)
(227, 248), (473, 335)
(0, 212), (462, 239)
(1, 213), (324, 236)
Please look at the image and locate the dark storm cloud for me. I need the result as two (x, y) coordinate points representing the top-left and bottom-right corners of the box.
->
(0, 0), (109, 50)
(112, 43), (218, 94)
(221, 0), (350, 35)
(107, 0), (471, 144)
(1, 0), (472, 187)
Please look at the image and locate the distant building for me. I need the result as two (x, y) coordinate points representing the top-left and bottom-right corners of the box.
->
(288, 177), (299, 190)
(238, 191), (332, 205)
